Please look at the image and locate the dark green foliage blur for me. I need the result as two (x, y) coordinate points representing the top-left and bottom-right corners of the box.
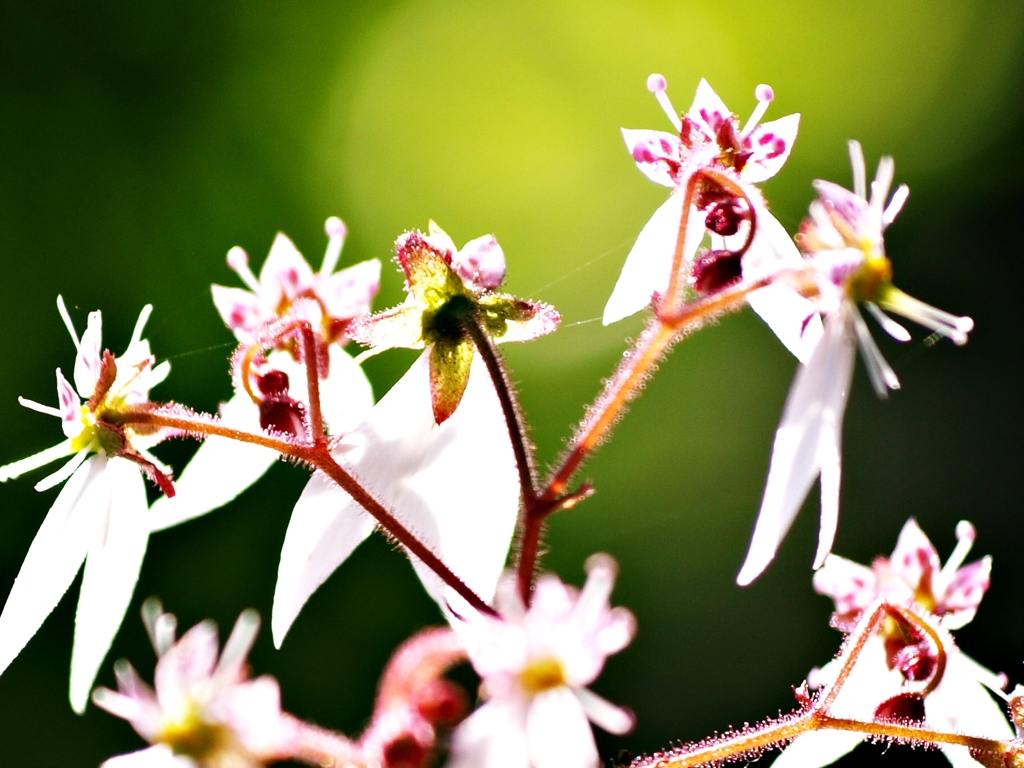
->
(1, 1), (1022, 765)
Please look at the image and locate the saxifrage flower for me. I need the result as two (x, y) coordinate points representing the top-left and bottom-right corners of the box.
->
(0, 297), (173, 712)
(736, 142), (974, 585)
(774, 519), (1010, 768)
(447, 555), (636, 768)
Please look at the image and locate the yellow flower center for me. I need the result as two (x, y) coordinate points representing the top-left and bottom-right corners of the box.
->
(849, 255), (893, 303)
(519, 657), (566, 695)
(158, 707), (230, 760)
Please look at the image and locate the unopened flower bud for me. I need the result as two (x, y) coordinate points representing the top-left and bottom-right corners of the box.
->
(691, 249), (743, 295)
(413, 679), (468, 727)
(704, 199), (746, 237)
(383, 733), (430, 768)
(874, 693), (926, 723)
(257, 369), (291, 397)
(260, 397), (306, 438)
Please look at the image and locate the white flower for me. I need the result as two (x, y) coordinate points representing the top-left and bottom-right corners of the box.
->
(0, 298), (171, 712)
(447, 555), (636, 768)
(150, 219), (378, 532)
(93, 601), (295, 767)
(606, 77), (820, 362)
(774, 519), (1011, 768)
(271, 349), (521, 646)
(736, 142), (974, 585)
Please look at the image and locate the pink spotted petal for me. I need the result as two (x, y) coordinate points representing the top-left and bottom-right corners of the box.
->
(888, 518), (941, 595)
(741, 113), (800, 183)
(258, 233), (317, 310)
(56, 368), (83, 438)
(317, 259), (381, 322)
(620, 128), (682, 188)
(812, 555), (878, 616)
(74, 310), (104, 398)
(938, 556), (991, 625)
(211, 285), (268, 336)
(687, 78), (733, 139)
(454, 234), (507, 290)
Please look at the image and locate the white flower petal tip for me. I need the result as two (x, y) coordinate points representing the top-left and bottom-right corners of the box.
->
(742, 310), (856, 585)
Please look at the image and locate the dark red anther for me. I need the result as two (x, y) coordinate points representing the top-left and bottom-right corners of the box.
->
(704, 199), (746, 237)
(891, 642), (936, 682)
(256, 369), (290, 397)
(383, 735), (429, 768)
(413, 679), (468, 728)
(875, 693), (926, 723)
(259, 397), (306, 439)
(691, 250), (743, 295)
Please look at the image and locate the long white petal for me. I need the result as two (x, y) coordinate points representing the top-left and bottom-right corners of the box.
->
(390, 353), (520, 617)
(271, 472), (375, 648)
(527, 688), (599, 768)
(318, 345), (375, 436)
(737, 310), (856, 585)
(149, 394), (277, 532)
(0, 456), (109, 677)
(603, 194), (702, 325)
(0, 440), (75, 483)
(770, 730), (864, 768)
(70, 458), (150, 712)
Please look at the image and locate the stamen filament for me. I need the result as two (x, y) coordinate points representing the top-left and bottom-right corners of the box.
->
(877, 287), (973, 346)
(321, 216), (347, 275)
(865, 301), (911, 342)
(851, 306), (900, 396)
(227, 247), (262, 294)
(935, 520), (976, 595)
(740, 83), (774, 138)
(882, 184), (910, 226)
(647, 73), (682, 132)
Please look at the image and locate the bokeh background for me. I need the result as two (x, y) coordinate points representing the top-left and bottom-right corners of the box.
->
(1, 1), (1023, 765)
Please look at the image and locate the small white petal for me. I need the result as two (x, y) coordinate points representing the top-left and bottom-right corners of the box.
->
(737, 310), (856, 585)
(34, 448), (91, 493)
(847, 141), (867, 200)
(70, 458), (150, 713)
(215, 609), (261, 683)
(527, 688), (599, 768)
(0, 456), (109, 678)
(603, 194), (702, 325)
(149, 394), (277, 532)
(882, 184), (910, 227)
(575, 687), (634, 735)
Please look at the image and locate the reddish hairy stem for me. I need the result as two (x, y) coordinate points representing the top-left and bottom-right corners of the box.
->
(662, 172), (700, 308)
(120, 409), (497, 617)
(284, 714), (364, 767)
(632, 602), (1009, 768)
(298, 323), (325, 441)
(464, 318), (537, 505)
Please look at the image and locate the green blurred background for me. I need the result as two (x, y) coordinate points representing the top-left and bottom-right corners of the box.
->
(1, 1), (1023, 765)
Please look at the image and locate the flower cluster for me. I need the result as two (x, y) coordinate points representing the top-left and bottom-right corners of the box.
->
(0, 71), (1002, 768)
